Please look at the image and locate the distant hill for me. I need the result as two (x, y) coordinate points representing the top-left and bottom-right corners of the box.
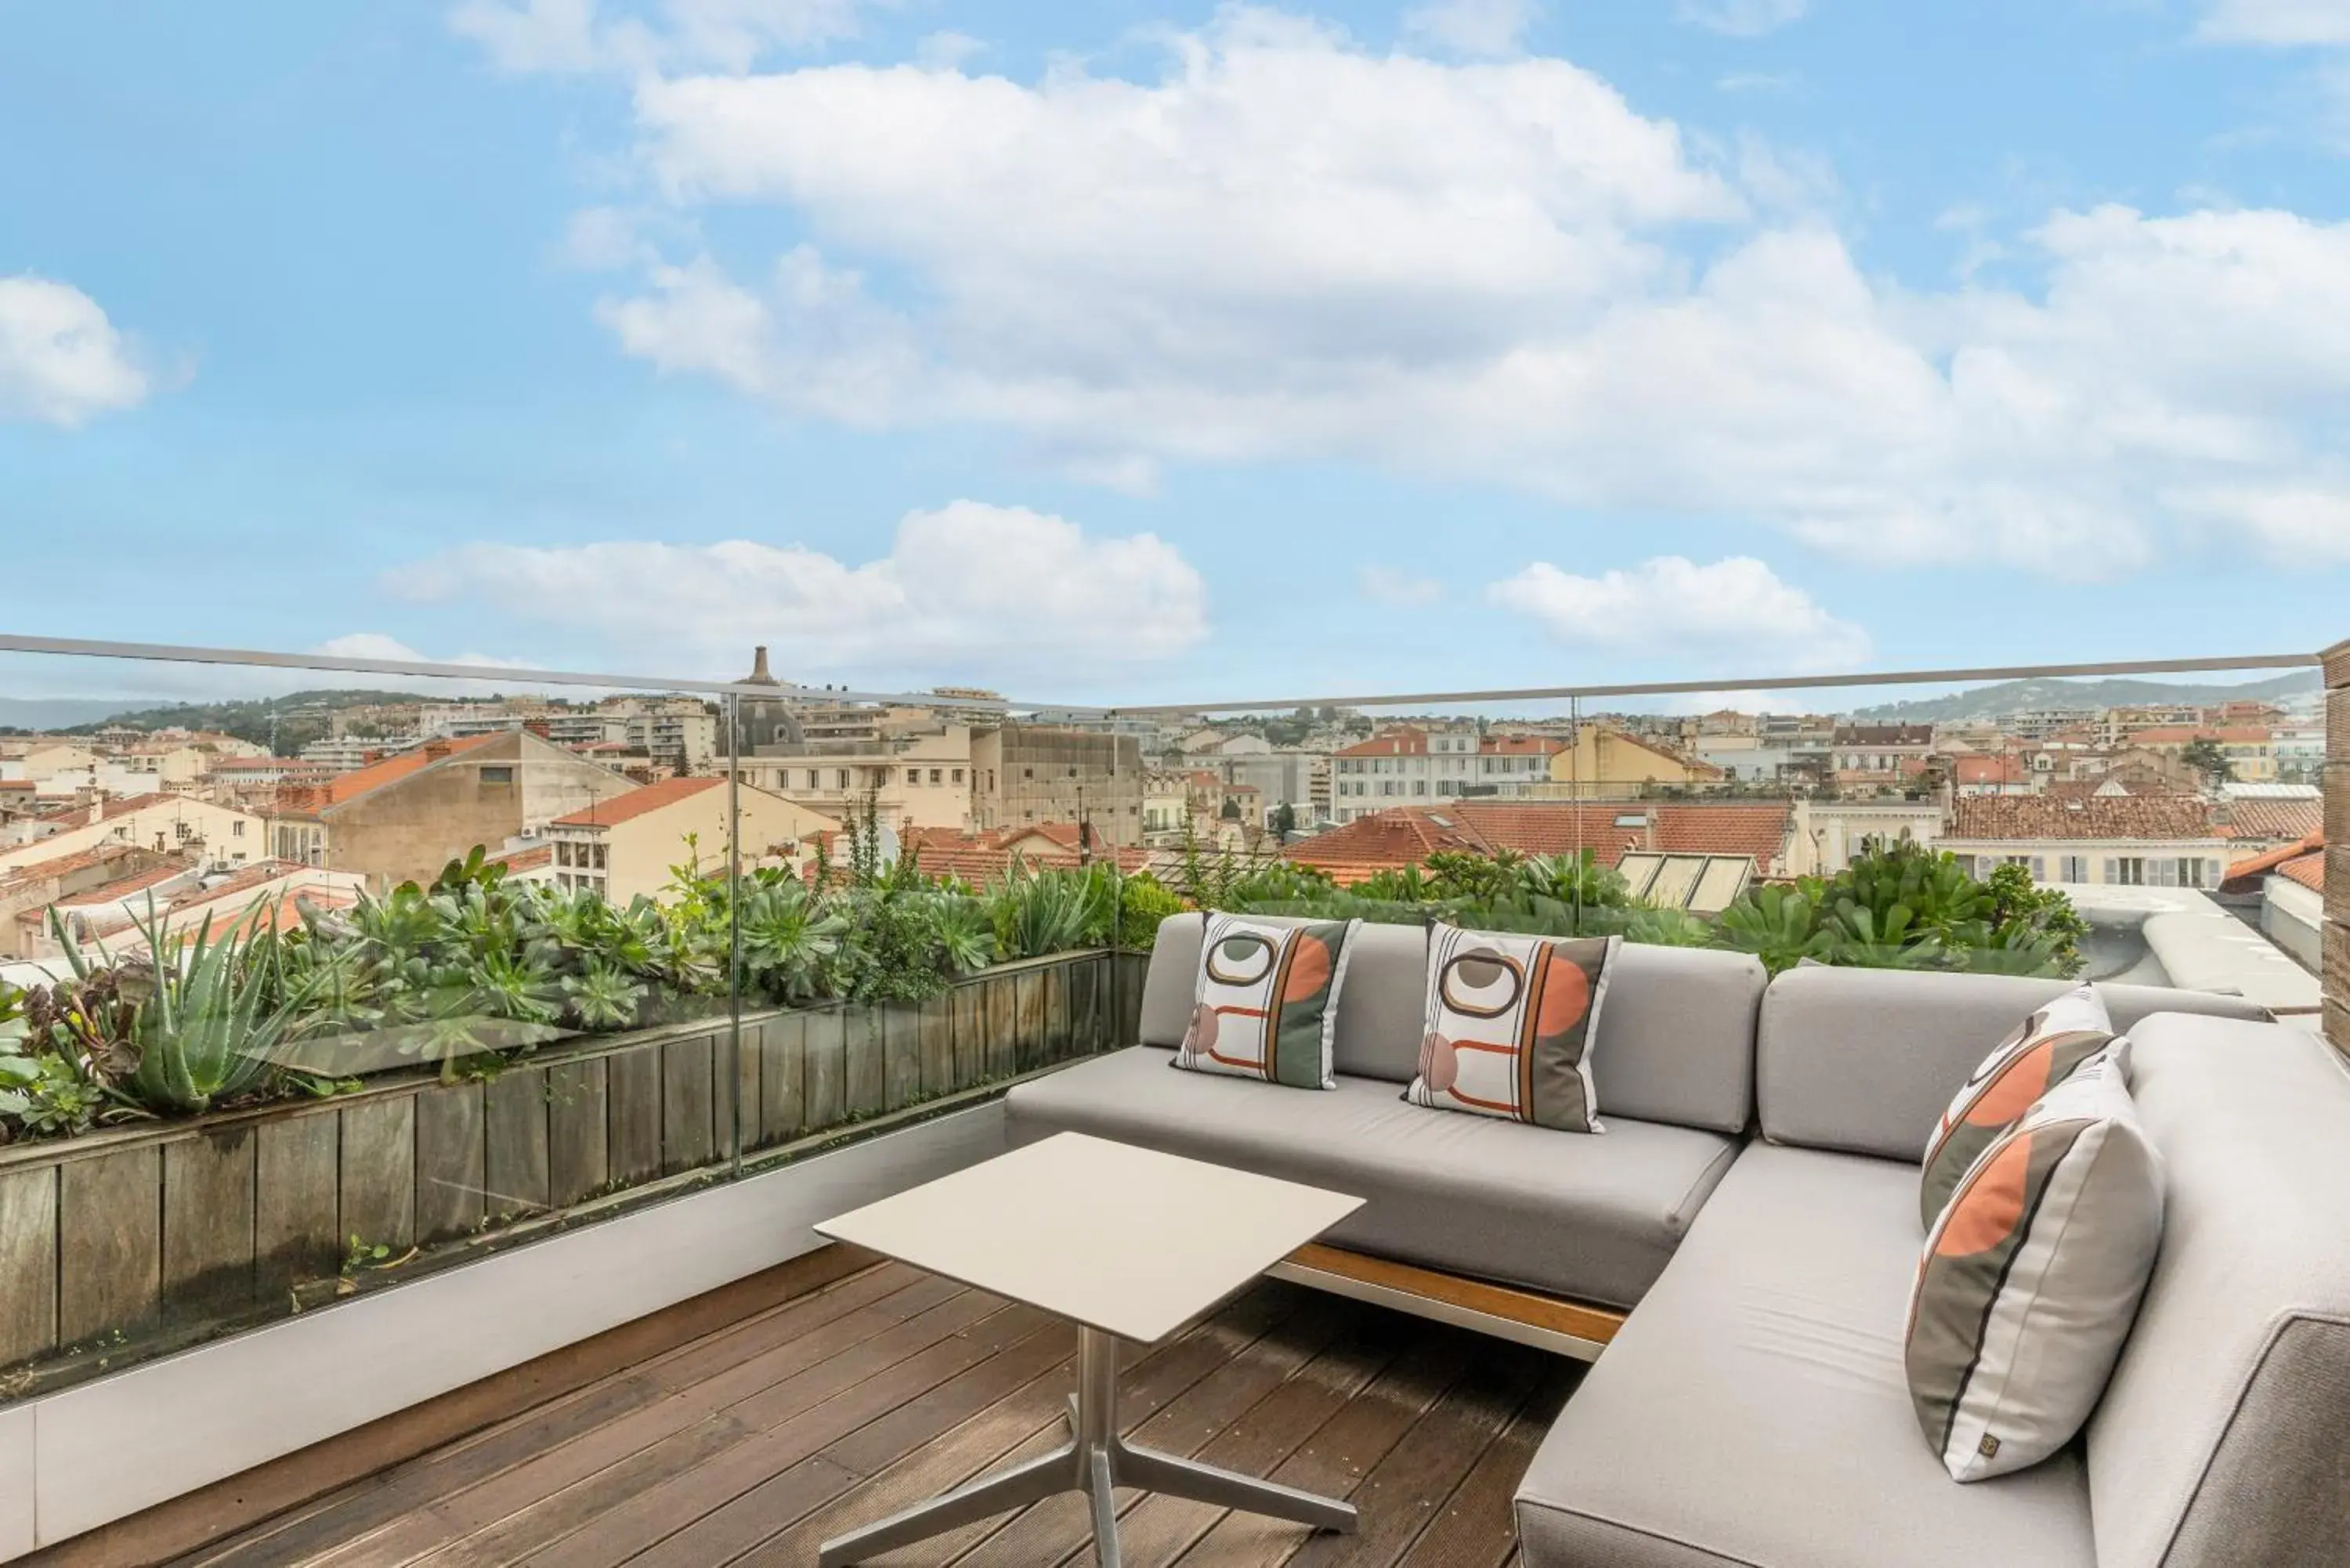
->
(1851, 670), (2319, 724)
(53, 688), (443, 756)
(0, 698), (137, 733)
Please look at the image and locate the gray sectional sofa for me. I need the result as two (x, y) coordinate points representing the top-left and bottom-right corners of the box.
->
(1003, 912), (2350, 1568)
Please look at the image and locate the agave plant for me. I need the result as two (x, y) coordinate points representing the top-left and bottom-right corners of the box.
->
(1717, 883), (1833, 974)
(736, 880), (847, 1003)
(56, 900), (327, 1115)
(562, 958), (649, 1029)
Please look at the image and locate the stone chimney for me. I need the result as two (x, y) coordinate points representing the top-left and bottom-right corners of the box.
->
(2326, 638), (2350, 1058)
(748, 645), (778, 685)
(87, 789), (106, 827)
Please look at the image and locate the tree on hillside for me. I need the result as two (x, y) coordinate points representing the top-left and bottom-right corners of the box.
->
(2179, 738), (2235, 787)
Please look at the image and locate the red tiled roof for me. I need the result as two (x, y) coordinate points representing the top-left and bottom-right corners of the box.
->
(899, 823), (1147, 882)
(2280, 854), (2324, 893)
(1954, 754), (2029, 786)
(0, 841), (156, 891)
(2217, 797), (2322, 843)
(1285, 802), (1793, 883)
(2222, 831), (2322, 894)
(1948, 795), (2217, 842)
(1332, 728), (1434, 758)
(489, 844), (555, 872)
(56, 861), (193, 903)
(551, 775), (721, 829)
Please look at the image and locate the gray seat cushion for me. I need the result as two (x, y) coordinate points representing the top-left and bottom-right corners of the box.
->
(1515, 1142), (2095, 1568)
(1755, 965), (2272, 1160)
(2084, 1014), (2350, 1568)
(1137, 913), (1762, 1133)
(1003, 1046), (1739, 1309)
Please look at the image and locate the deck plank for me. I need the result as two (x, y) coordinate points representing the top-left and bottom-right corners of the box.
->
(162, 1272), (1560, 1568)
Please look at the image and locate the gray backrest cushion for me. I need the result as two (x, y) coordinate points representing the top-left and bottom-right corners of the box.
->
(2084, 1015), (2350, 1568)
(1139, 912), (1762, 1132)
(1755, 964), (2270, 1159)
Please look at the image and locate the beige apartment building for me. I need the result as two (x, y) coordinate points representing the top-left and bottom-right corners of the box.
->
(731, 722), (975, 833)
(971, 724), (1146, 846)
(544, 776), (840, 904)
(1535, 727), (1721, 798)
(0, 793), (267, 876)
(268, 730), (634, 893)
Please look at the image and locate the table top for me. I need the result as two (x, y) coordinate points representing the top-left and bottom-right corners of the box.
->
(814, 1132), (1365, 1344)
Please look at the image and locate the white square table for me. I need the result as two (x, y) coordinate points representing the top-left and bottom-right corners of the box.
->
(812, 1131), (1366, 1566)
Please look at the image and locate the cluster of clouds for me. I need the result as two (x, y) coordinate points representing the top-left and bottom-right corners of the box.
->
(382, 500), (1209, 678)
(526, 6), (2350, 619)
(0, 276), (150, 428)
(21, 0), (2350, 684)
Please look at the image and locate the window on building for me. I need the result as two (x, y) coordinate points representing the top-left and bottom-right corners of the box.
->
(1414, 781), (1427, 796)
(836, 769), (849, 789)
(479, 766), (514, 784)
(929, 768), (942, 785)
(907, 768), (920, 786)
(2029, 857), (2046, 881)
(2180, 858), (2207, 889)
(232, 820), (244, 837)
(2061, 855), (2087, 882)
(2109, 858), (2146, 885)
(952, 768), (964, 784)
(591, 843), (607, 869)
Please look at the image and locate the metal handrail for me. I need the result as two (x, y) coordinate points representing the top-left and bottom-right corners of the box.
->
(0, 634), (2319, 718)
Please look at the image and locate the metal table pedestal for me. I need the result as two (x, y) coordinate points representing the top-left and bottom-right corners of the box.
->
(818, 1325), (1358, 1566)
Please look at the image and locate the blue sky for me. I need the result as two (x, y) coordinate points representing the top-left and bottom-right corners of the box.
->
(4, 0), (2349, 709)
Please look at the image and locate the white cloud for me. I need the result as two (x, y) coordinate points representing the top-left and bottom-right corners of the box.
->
(1676, 0), (1809, 38)
(1358, 566), (1448, 605)
(1403, 0), (1539, 58)
(381, 501), (1207, 679)
(562, 14), (2350, 575)
(0, 276), (152, 427)
(1489, 556), (1871, 670)
(2200, 0), (2350, 45)
(450, 0), (873, 75)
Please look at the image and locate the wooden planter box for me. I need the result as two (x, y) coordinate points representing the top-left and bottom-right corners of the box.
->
(0, 948), (1147, 1402)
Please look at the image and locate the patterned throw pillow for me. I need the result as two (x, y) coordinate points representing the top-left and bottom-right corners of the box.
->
(1919, 984), (2117, 1230)
(1906, 1053), (2163, 1482)
(1173, 913), (1360, 1089)
(1404, 925), (1618, 1133)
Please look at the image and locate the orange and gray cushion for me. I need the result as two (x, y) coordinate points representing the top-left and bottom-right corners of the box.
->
(1918, 983), (2116, 1229)
(1907, 1054), (2163, 1482)
(1406, 927), (1619, 1133)
(1172, 912), (1359, 1089)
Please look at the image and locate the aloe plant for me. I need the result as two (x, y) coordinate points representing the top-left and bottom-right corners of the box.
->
(56, 901), (326, 1115)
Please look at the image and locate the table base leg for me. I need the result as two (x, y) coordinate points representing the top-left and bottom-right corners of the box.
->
(818, 1326), (1358, 1567)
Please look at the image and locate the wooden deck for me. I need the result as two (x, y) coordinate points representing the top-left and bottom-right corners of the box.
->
(168, 1258), (1575, 1568)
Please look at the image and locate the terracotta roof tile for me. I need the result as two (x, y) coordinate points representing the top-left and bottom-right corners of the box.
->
(551, 774), (721, 828)
(2280, 854), (2324, 893)
(2217, 797), (2322, 843)
(2222, 831), (2323, 893)
(1285, 801), (1792, 883)
(1948, 794), (2217, 842)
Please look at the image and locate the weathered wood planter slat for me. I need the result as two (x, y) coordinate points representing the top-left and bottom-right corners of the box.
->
(0, 947), (1130, 1401)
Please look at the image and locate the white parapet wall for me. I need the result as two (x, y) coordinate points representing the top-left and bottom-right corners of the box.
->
(2059, 883), (2322, 1016)
(1, 1100), (1010, 1562)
